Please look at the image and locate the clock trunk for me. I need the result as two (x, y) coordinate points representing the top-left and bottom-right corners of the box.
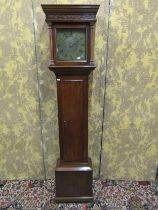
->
(57, 76), (88, 162)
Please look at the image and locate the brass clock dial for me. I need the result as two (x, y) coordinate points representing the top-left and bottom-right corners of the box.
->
(56, 28), (86, 61)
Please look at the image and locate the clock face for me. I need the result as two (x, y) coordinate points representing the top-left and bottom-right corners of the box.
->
(56, 28), (86, 61)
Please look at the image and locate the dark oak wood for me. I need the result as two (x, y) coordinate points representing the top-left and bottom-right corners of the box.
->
(49, 65), (96, 76)
(42, 4), (99, 202)
(41, 4), (99, 23)
(57, 76), (88, 162)
(55, 158), (93, 202)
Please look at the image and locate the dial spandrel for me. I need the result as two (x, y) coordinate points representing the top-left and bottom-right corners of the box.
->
(56, 28), (86, 61)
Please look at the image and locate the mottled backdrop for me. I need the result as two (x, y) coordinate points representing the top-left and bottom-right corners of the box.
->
(101, 0), (158, 180)
(0, 0), (157, 180)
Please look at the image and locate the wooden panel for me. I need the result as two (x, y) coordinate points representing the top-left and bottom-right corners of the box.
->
(55, 171), (92, 199)
(57, 76), (88, 162)
(55, 158), (93, 202)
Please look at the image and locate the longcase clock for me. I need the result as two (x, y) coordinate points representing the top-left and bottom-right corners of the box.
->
(42, 4), (99, 202)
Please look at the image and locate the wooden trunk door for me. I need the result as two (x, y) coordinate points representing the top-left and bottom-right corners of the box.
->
(57, 76), (88, 162)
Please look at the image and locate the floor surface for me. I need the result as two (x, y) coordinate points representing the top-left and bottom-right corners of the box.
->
(0, 179), (157, 210)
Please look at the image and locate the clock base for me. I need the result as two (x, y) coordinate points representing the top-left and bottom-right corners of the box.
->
(55, 196), (93, 203)
(55, 158), (93, 203)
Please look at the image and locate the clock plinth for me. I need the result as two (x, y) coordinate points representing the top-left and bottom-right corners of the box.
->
(55, 158), (93, 202)
(42, 4), (99, 202)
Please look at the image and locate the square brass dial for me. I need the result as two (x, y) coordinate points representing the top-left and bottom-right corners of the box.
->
(56, 28), (86, 61)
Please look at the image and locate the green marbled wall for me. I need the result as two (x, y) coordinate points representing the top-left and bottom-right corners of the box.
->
(0, 0), (44, 179)
(0, 0), (157, 180)
(101, 0), (158, 180)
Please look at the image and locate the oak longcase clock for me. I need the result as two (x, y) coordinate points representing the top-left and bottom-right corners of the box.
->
(42, 4), (99, 202)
